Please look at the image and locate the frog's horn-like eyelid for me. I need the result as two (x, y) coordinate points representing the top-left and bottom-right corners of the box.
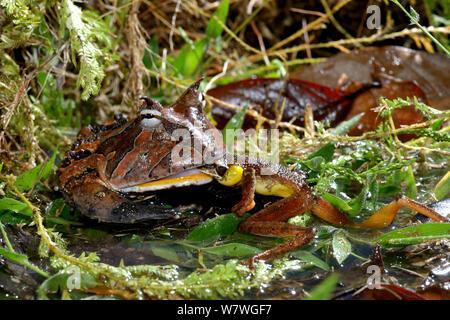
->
(139, 96), (152, 106)
(139, 96), (163, 111)
(191, 76), (204, 91)
(175, 78), (205, 106)
(180, 77), (205, 97)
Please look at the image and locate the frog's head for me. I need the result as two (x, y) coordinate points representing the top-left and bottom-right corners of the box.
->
(98, 79), (225, 192)
(139, 78), (216, 146)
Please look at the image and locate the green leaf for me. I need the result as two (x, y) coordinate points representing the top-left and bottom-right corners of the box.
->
(434, 171), (450, 200)
(303, 156), (324, 171)
(430, 118), (444, 131)
(46, 198), (80, 223)
(322, 193), (352, 212)
(291, 250), (330, 271)
(201, 243), (260, 257)
(378, 185), (402, 198)
(366, 173), (379, 212)
(0, 197), (81, 226)
(0, 247), (49, 278)
(331, 113), (364, 136)
(374, 223), (450, 248)
(37, 270), (97, 300)
(173, 43), (189, 75)
(307, 143), (335, 162)
(0, 247), (29, 265)
(223, 104), (248, 147)
(151, 243), (182, 263)
(0, 210), (32, 224)
(142, 35), (159, 70)
(174, 36), (208, 76)
(384, 170), (407, 188)
(409, 5), (420, 23)
(347, 173), (378, 216)
(316, 225), (337, 239)
(304, 273), (339, 300)
(405, 166), (417, 199)
(347, 187), (366, 217)
(206, 0), (229, 38)
(0, 198), (32, 215)
(185, 37), (208, 76)
(58, 0), (114, 100)
(14, 151), (57, 192)
(186, 213), (246, 243)
(332, 230), (351, 264)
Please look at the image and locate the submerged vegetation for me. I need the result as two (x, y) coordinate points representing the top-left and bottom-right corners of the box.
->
(0, 0), (449, 299)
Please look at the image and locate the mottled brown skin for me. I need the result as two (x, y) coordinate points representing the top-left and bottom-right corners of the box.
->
(60, 79), (224, 223)
(60, 80), (449, 266)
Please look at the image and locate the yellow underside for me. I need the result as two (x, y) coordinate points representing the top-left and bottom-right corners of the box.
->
(254, 178), (294, 198)
(137, 165), (294, 198)
(216, 165), (294, 198)
(216, 165), (244, 186)
(136, 173), (212, 188)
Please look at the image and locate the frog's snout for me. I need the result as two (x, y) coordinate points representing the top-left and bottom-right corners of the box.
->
(216, 165), (244, 187)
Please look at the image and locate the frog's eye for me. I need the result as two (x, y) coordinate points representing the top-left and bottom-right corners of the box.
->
(198, 92), (206, 109)
(140, 109), (162, 128)
(215, 165), (228, 177)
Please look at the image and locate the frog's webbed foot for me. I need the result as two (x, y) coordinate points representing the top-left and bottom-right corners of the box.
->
(311, 194), (449, 228)
(358, 195), (449, 228)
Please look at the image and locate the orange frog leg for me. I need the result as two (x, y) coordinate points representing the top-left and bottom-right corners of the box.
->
(233, 174), (318, 267)
(357, 195), (449, 228)
(311, 194), (449, 228)
(232, 167), (256, 214)
(233, 170), (449, 267)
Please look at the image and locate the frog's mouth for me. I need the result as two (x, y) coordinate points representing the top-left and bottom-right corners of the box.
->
(119, 169), (213, 193)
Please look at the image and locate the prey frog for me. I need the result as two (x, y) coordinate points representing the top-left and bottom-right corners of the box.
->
(59, 79), (449, 265)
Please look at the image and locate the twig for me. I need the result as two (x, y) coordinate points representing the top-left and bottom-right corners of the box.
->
(273, 97), (286, 130)
(0, 223), (14, 253)
(1, 75), (28, 131)
(123, 0), (146, 111)
(204, 60), (230, 92)
(145, 67), (307, 133)
(320, 0), (354, 41)
(290, 8), (326, 17)
(169, 0), (182, 51)
(250, 21), (270, 66)
(268, 0), (352, 51)
(268, 26), (450, 57)
(182, 0), (263, 55)
(391, 0), (450, 56)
